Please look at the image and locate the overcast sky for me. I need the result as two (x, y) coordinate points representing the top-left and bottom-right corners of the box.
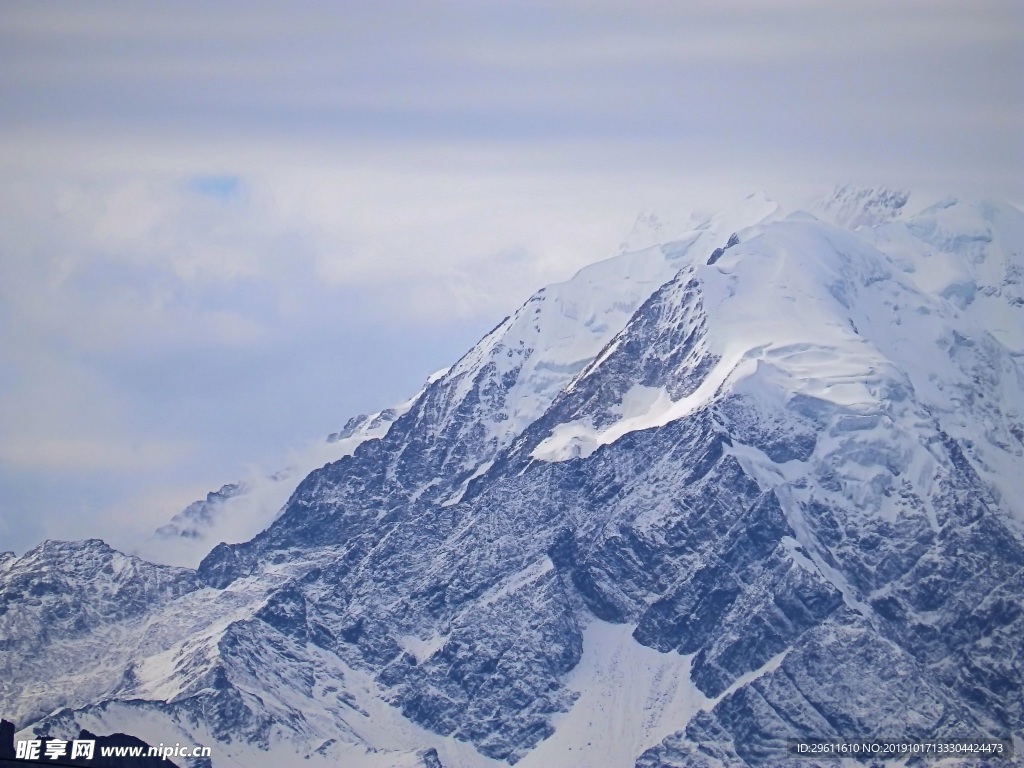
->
(0, 1), (1021, 556)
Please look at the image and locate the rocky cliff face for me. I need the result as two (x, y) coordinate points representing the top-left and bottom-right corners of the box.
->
(2, 189), (1022, 767)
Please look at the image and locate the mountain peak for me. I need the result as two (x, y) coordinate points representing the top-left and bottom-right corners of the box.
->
(809, 183), (912, 229)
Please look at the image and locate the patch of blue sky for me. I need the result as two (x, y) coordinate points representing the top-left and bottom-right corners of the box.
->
(187, 174), (242, 202)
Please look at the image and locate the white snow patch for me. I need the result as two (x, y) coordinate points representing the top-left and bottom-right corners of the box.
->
(532, 350), (749, 462)
(518, 619), (707, 768)
(426, 366), (451, 384)
(398, 632), (448, 664)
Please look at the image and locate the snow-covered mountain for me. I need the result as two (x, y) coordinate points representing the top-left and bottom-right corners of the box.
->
(144, 192), (779, 568)
(2, 188), (1022, 768)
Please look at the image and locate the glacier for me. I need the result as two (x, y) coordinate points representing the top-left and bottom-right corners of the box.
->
(1, 187), (1022, 767)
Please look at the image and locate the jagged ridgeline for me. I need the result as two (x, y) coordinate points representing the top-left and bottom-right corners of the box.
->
(2, 189), (1023, 767)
